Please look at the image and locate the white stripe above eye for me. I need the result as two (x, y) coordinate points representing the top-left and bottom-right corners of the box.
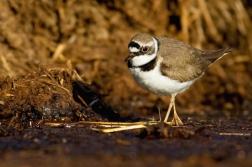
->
(129, 47), (139, 53)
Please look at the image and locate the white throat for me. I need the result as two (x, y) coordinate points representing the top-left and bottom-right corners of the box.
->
(130, 37), (158, 67)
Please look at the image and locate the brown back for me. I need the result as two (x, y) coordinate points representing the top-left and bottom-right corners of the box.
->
(158, 36), (232, 82)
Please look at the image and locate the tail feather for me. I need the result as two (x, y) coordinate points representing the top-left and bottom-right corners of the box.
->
(201, 47), (233, 63)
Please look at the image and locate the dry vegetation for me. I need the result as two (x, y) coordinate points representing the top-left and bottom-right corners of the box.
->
(0, 0), (251, 117)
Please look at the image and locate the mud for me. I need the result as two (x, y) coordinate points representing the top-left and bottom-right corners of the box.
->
(1, 117), (252, 167)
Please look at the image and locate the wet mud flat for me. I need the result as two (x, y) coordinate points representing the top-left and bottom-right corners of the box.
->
(0, 118), (252, 167)
(0, 67), (252, 167)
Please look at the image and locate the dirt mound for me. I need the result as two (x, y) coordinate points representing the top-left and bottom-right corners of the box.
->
(0, 62), (119, 133)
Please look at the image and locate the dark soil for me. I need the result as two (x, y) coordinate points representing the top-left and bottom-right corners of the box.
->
(1, 117), (252, 167)
(0, 0), (252, 166)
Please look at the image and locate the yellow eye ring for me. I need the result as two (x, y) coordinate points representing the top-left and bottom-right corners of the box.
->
(142, 47), (149, 52)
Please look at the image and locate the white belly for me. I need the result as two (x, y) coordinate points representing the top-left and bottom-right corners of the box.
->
(129, 63), (198, 96)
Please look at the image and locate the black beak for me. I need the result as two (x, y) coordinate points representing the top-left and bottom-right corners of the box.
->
(124, 53), (134, 62)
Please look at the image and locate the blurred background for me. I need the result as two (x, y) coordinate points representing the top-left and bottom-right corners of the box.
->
(0, 0), (251, 118)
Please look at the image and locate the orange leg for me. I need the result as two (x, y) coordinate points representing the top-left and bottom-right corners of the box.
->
(163, 94), (183, 126)
(163, 94), (175, 123)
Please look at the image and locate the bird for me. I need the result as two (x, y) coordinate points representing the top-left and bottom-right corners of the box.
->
(124, 33), (232, 126)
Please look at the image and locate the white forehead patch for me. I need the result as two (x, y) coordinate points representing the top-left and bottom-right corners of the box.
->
(129, 47), (139, 53)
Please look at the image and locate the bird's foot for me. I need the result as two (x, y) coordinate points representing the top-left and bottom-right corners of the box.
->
(163, 121), (173, 126)
(171, 114), (183, 126)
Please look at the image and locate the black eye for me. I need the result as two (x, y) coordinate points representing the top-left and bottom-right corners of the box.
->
(142, 47), (149, 52)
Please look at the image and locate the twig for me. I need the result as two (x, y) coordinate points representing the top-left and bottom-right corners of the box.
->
(41, 80), (71, 96)
(52, 43), (66, 61)
(77, 95), (89, 108)
(43, 70), (55, 81)
(92, 124), (147, 133)
(7, 113), (19, 129)
(219, 132), (251, 136)
(44, 120), (162, 133)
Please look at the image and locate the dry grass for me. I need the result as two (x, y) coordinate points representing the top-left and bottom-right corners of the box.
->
(0, 0), (251, 115)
